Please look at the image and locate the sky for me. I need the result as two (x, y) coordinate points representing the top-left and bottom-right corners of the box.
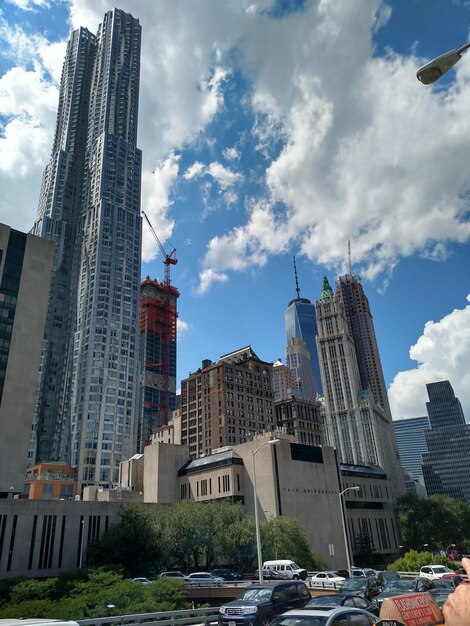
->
(1, 0), (469, 422)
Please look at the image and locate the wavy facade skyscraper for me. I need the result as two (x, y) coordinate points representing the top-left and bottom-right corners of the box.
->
(30, 9), (142, 490)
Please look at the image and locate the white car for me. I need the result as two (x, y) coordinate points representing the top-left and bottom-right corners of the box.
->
(269, 606), (377, 626)
(420, 565), (455, 580)
(186, 571), (224, 585)
(311, 571), (346, 588)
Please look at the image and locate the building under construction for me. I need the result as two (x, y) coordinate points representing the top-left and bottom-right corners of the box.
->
(139, 277), (179, 451)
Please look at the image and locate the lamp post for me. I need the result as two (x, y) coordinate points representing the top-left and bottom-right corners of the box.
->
(339, 486), (360, 577)
(253, 439), (280, 584)
(416, 42), (470, 84)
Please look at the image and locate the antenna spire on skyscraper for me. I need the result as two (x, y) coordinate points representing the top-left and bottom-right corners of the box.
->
(293, 255), (301, 299)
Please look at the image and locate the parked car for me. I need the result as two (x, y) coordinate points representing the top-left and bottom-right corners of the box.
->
(429, 578), (465, 610)
(375, 577), (434, 607)
(252, 568), (289, 580)
(305, 592), (380, 617)
(187, 571), (224, 585)
(420, 565), (455, 580)
(310, 571), (346, 588)
(218, 580), (310, 626)
(340, 576), (382, 601)
(376, 570), (400, 587)
(160, 571), (187, 579)
(269, 606), (377, 626)
(213, 568), (240, 581)
(132, 577), (151, 585)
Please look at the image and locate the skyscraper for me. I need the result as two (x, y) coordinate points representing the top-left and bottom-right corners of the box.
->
(139, 277), (179, 451)
(284, 257), (322, 396)
(285, 337), (316, 402)
(393, 416), (430, 489)
(31, 9), (142, 489)
(422, 381), (470, 502)
(0, 224), (54, 496)
(316, 275), (404, 496)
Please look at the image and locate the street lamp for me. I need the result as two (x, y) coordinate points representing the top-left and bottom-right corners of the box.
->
(416, 42), (470, 84)
(253, 439), (280, 584)
(339, 486), (360, 577)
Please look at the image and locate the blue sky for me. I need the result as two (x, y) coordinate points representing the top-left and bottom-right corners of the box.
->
(1, 0), (469, 420)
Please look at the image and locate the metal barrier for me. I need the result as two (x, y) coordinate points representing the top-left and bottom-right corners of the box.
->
(78, 608), (220, 626)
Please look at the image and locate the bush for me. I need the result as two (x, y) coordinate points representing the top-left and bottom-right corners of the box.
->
(388, 550), (459, 572)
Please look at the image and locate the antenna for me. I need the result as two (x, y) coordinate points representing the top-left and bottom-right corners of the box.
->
(348, 240), (352, 275)
(293, 256), (301, 299)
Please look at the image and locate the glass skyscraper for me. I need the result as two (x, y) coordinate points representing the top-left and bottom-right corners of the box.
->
(393, 416), (430, 487)
(30, 9), (142, 490)
(284, 260), (322, 396)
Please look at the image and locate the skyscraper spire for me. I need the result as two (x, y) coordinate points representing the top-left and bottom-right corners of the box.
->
(320, 276), (334, 301)
(293, 255), (301, 300)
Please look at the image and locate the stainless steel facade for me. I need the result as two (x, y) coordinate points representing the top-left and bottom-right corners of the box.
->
(31, 9), (142, 490)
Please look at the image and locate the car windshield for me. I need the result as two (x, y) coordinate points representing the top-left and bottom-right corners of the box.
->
(290, 562), (301, 570)
(272, 618), (329, 626)
(343, 579), (367, 590)
(432, 567), (449, 574)
(327, 572), (340, 578)
(239, 588), (273, 602)
(307, 596), (342, 606)
(384, 580), (416, 592)
(433, 579), (454, 588)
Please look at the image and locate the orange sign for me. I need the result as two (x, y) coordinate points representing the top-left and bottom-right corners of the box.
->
(379, 593), (443, 626)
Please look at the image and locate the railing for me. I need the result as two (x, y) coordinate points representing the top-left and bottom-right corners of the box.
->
(78, 608), (220, 626)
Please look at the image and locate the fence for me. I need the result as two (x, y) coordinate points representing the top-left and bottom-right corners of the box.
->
(78, 608), (220, 626)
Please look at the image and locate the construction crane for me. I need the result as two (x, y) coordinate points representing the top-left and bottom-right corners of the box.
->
(141, 210), (178, 431)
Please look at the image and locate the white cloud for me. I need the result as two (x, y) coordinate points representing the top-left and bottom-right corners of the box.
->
(5, 0), (50, 10)
(141, 153), (180, 263)
(389, 295), (470, 420)
(177, 318), (189, 339)
(223, 146), (240, 161)
(196, 268), (229, 295)
(184, 160), (242, 191)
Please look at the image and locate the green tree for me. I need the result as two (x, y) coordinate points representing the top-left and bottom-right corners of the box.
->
(388, 549), (458, 573)
(261, 516), (325, 570)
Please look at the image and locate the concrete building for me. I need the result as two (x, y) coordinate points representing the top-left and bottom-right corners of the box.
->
(118, 433), (400, 567)
(139, 277), (179, 450)
(393, 416), (430, 491)
(30, 9), (142, 490)
(0, 224), (54, 497)
(284, 258), (322, 396)
(422, 381), (470, 502)
(315, 276), (404, 498)
(272, 359), (294, 402)
(180, 346), (275, 458)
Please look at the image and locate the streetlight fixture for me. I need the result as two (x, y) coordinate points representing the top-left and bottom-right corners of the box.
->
(338, 486), (360, 577)
(416, 42), (470, 84)
(253, 439), (281, 584)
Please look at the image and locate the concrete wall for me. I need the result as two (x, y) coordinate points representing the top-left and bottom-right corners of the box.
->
(0, 499), (123, 578)
(143, 442), (188, 503)
(0, 225), (54, 496)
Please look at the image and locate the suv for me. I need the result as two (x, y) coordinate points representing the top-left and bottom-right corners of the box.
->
(219, 580), (310, 626)
(420, 565), (455, 580)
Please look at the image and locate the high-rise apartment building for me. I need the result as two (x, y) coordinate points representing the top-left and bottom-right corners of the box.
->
(284, 258), (322, 396)
(316, 275), (404, 496)
(0, 225), (54, 496)
(31, 9), (142, 489)
(139, 277), (179, 451)
(393, 416), (429, 488)
(422, 381), (470, 502)
(180, 347), (275, 458)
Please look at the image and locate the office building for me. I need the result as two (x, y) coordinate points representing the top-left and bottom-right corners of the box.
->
(422, 381), (470, 502)
(284, 258), (322, 396)
(0, 225), (54, 496)
(180, 346), (275, 458)
(272, 359), (294, 401)
(274, 395), (324, 446)
(30, 9), (142, 489)
(139, 277), (179, 451)
(393, 416), (430, 489)
(316, 275), (404, 497)
(285, 337), (317, 402)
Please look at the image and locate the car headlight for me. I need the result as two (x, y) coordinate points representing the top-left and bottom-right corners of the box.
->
(219, 606), (228, 614)
(242, 606), (258, 615)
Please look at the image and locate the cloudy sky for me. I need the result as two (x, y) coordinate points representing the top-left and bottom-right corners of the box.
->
(1, 0), (469, 421)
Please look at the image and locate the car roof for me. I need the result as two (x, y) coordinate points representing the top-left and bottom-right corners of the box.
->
(281, 607), (376, 617)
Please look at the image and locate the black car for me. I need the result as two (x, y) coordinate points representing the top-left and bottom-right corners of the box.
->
(375, 577), (434, 607)
(305, 592), (380, 617)
(218, 580), (310, 626)
(376, 570), (400, 587)
(252, 568), (289, 581)
(213, 568), (240, 581)
(340, 576), (382, 601)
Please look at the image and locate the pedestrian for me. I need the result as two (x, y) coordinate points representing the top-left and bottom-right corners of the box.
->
(443, 557), (470, 626)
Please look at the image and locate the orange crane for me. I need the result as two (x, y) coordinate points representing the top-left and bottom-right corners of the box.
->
(142, 211), (178, 427)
